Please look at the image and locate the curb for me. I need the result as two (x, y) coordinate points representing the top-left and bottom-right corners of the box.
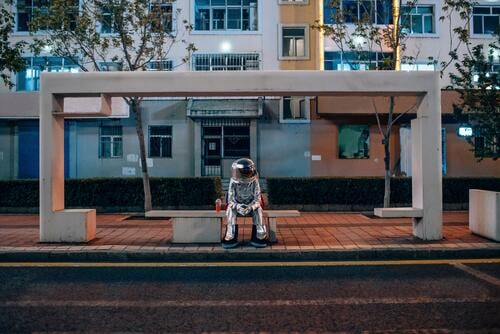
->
(0, 247), (499, 262)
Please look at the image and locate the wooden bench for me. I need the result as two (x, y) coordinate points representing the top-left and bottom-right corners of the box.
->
(146, 210), (300, 243)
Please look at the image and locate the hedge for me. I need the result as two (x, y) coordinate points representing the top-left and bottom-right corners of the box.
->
(267, 177), (500, 206)
(0, 177), (223, 211)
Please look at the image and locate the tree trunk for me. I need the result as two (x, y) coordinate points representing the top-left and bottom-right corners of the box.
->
(132, 102), (152, 212)
(383, 96), (395, 208)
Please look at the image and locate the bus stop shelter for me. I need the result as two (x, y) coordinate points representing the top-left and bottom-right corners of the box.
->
(39, 70), (443, 242)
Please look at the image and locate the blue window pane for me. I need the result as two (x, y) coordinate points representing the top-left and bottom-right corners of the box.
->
(473, 7), (490, 14)
(473, 16), (483, 34)
(484, 16), (499, 34)
(424, 15), (433, 33)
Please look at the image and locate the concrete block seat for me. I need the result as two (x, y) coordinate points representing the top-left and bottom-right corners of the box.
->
(146, 210), (300, 243)
(374, 207), (424, 218)
(469, 189), (500, 242)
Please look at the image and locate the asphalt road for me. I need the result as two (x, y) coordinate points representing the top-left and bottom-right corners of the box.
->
(0, 260), (499, 333)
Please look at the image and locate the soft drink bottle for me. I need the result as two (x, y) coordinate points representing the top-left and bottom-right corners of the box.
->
(215, 199), (222, 212)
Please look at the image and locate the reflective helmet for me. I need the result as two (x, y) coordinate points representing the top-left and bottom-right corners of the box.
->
(231, 158), (257, 182)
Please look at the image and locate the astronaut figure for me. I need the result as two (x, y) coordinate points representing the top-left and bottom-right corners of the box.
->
(222, 158), (267, 249)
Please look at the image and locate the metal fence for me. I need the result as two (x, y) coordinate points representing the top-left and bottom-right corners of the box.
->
(192, 53), (260, 71)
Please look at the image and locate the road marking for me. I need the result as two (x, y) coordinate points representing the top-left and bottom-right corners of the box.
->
(1, 296), (499, 308)
(0, 258), (499, 268)
(451, 262), (500, 287)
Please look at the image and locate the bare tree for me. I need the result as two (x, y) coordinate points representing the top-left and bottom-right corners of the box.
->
(30, 0), (196, 212)
(315, 0), (426, 207)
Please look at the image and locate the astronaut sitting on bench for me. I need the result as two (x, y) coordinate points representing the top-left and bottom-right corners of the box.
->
(222, 158), (267, 249)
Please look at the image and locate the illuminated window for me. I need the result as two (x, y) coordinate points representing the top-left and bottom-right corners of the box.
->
(324, 51), (392, 71)
(338, 125), (370, 159)
(16, 57), (79, 91)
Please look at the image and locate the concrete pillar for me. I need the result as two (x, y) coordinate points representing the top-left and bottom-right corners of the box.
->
(40, 93), (95, 242)
(411, 74), (442, 240)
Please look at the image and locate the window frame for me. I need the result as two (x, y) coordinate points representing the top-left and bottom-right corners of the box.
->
(14, 0), (81, 34)
(279, 96), (311, 123)
(338, 124), (371, 160)
(192, 0), (260, 33)
(148, 125), (173, 158)
(145, 59), (174, 71)
(324, 51), (392, 71)
(16, 56), (80, 92)
(471, 5), (500, 37)
(149, 0), (176, 34)
(279, 24), (309, 60)
(323, 0), (393, 26)
(400, 4), (437, 36)
(99, 125), (123, 159)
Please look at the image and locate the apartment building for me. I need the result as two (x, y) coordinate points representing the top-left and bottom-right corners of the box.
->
(0, 0), (498, 181)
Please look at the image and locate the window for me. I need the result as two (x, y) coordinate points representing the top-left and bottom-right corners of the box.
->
(16, 57), (79, 91)
(99, 62), (123, 71)
(401, 5), (434, 34)
(149, 126), (172, 158)
(99, 4), (115, 34)
(100, 126), (123, 158)
(146, 60), (173, 71)
(324, 51), (392, 71)
(280, 96), (310, 123)
(472, 6), (500, 35)
(338, 125), (370, 159)
(194, 0), (258, 31)
(16, 0), (79, 32)
(150, 0), (174, 33)
(192, 53), (259, 71)
(401, 62), (436, 71)
(323, 0), (392, 25)
(474, 130), (499, 159)
(281, 26), (308, 58)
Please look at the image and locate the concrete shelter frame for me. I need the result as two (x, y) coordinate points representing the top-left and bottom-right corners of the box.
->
(40, 71), (442, 242)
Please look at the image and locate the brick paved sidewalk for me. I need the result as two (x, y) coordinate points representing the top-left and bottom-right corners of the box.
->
(0, 212), (498, 255)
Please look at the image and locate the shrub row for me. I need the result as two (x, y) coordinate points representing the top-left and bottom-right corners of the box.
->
(267, 177), (500, 206)
(0, 177), (223, 211)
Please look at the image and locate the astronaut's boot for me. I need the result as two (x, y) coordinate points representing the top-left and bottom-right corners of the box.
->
(250, 224), (267, 248)
(222, 224), (239, 249)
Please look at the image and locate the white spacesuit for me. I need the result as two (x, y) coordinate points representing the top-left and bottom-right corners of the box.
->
(222, 158), (267, 248)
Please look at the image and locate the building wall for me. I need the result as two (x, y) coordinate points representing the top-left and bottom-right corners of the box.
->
(258, 100), (310, 177)
(278, 0), (323, 70)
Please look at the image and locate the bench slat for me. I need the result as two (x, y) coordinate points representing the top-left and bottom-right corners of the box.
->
(146, 210), (300, 218)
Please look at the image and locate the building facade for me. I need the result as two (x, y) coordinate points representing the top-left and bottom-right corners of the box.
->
(0, 0), (498, 181)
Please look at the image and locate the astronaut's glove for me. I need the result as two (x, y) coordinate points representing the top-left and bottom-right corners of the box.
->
(236, 204), (249, 216)
(250, 202), (261, 211)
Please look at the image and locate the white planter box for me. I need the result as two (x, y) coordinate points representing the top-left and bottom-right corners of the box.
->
(469, 189), (500, 242)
